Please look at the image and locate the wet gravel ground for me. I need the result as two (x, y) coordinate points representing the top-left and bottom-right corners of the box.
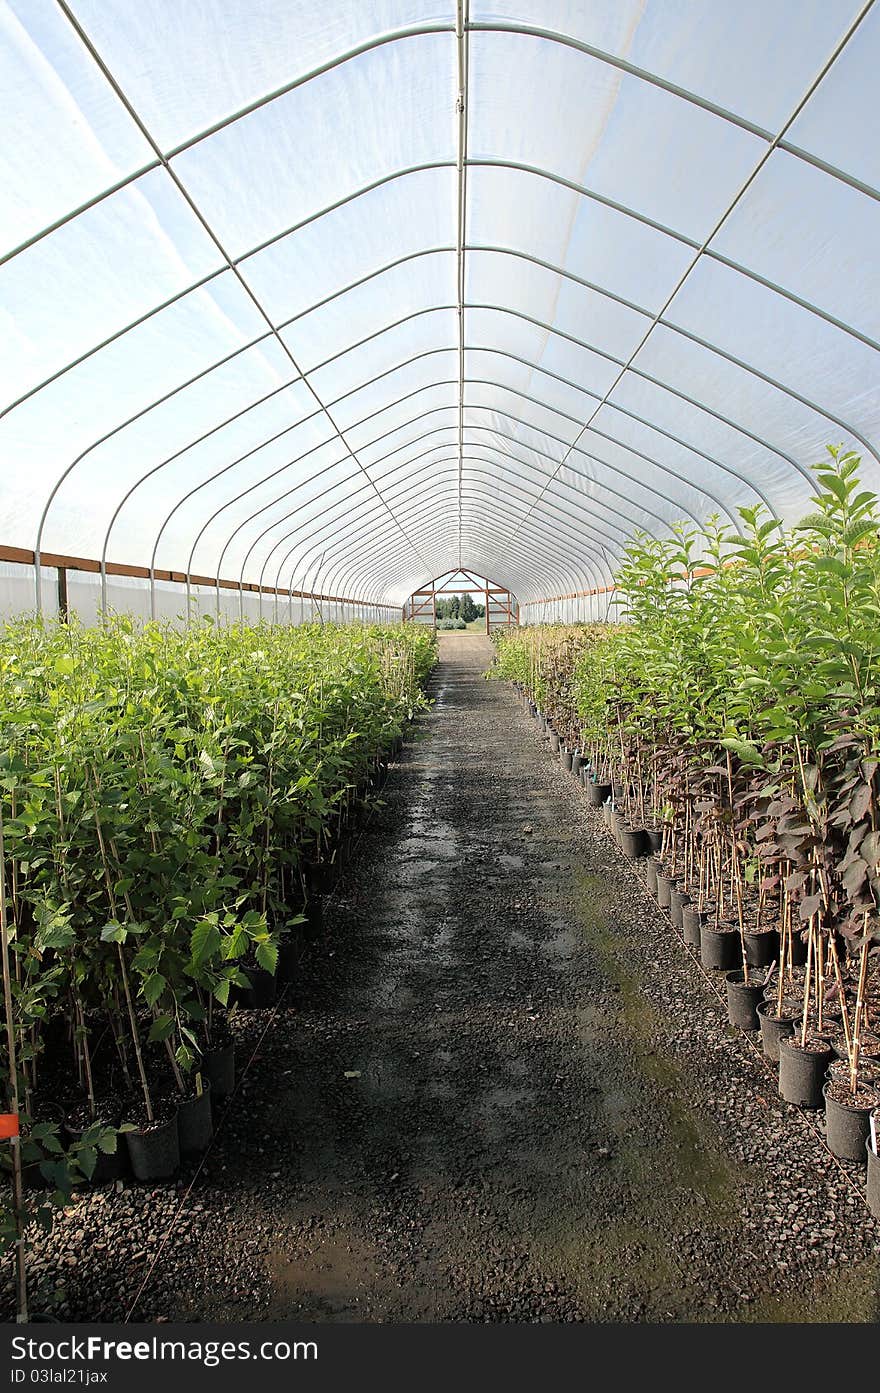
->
(5, 635), (880, 1323)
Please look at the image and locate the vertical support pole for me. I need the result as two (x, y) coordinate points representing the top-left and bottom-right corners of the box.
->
(485, 577), (489, 635)
(0, 809), (27, 1322)
(57, 567), (69, 623)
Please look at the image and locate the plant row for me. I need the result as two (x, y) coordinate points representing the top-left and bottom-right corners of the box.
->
(493, 448), (880, 1207)
(0, 618), (435, 1247)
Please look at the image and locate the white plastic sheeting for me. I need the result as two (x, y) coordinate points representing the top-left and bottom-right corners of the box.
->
(2, 0), (879, 616)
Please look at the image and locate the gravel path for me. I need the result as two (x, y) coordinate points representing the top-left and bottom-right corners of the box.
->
(6, 635), (879, 1323)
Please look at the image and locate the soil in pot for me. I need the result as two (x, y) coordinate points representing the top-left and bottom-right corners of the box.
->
(823, 1080), (880, 1162)
(123, 1099), (180, 1181)
(699, 922), (740, 972)
(63, 1094), (128, 1184)
(669, 887), (691, 930)
(778, 1034), (832, 1109)
(177, 1078), (213, 1160)
(756, 999), (798, 1062)
(743, 926), (779, 968)
(867, 1129), (880, 1219)
(827, 1058), (880, 1087)
(203, 1034), (235, 1101)
(725, 971), (764, 1031)
(681, 905), (702, 948)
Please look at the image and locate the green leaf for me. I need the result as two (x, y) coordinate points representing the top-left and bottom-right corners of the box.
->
(142, 972), (166, 1007)
(255, 940), (278, 976)
(147, 1013), (174, 1043)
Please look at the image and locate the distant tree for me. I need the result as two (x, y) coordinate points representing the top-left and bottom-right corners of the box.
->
(473, 602), (485, 618)
(460, 592), (477, 623)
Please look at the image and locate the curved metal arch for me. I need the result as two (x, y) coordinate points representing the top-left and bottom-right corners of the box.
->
(131, 263), (820, 583)
(253, 456), (465, 613)
(36, 188), (867, 606)
(17, 110), (874, 442)
(461, 414), (733, 533)
(212, 390), (698, 611)
(16, 117), (880, 428)
(22, 3), (877, 283)
(128, 292), (775, 606)
(465, 246), (868, 488)
(276, 471), (610, 603)
(309, 504), (600, 610)
(195, 344), (753, 594)
(160, 389), (462, 609)
(229, 379), (694, 597)
(257, 449), (624, 617)
(20, 1), (880, 609)
(303, 469), (618, 599)
(462, 385), (746, 530)
(86, 254), (818, 609)
(44, 3), (434, 615)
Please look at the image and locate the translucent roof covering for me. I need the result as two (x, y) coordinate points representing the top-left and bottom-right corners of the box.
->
(2, 0), (879, 610)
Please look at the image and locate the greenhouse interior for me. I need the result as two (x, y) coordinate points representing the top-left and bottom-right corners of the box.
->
(1, 0), (879, 1340)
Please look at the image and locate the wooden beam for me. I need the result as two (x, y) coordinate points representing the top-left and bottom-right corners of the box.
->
(0, 543), (396, 612)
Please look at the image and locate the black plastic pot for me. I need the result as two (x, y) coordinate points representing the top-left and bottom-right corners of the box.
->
(203, 1040), (235, 1101)
(587, 781), (611, 808)
(743, 927), (779, 968)
(571, 753), (583, 778)
(725, 971), (764, 1031)
(778, 1035), (831, 1108)
(303, 895), (323, 938)
(756, 999), (796, 1061)
(560, 747), (573, 771)
(237, 966), (277, 1010)
(125, 1113), (180, 1181)
(611, 781), (627, 802)
(549, 731), (560, 754)
(177, 1082), (213, 1160)
(602, 801), (614, 829)
(276, 931), (302, 985)
(645, 828), (663, 855)
(700, 924), (740, 971)
(681, 905), (702, 948)
(645, 858), (659, 896)
(669, 887), (691, 929)
(655, 873), (674, 909)
(867, 1131), (880, 1219)
(823, 1083), (876, 1162)
(789, 931), (809, 967)
(619, 825), (649, 859)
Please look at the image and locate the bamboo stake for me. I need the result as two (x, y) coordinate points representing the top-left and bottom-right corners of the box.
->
(800, 919), (815, 1048)
(850, 928), (870, 1095)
